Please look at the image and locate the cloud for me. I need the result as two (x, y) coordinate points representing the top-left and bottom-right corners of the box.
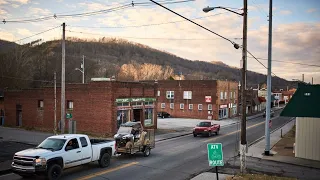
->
(17, 28), (32, 36)
(0, 28), (15, 41)
(11, 4), (19, 8)
(307, 8), (317, 13)
(0, 0), (8, 5)
(28, 7), (51, 16)
(11, 0), (29, 4)
(0, 9), (6, 15)
(280, 10), (292, 15)
(78, 2), (105, 11)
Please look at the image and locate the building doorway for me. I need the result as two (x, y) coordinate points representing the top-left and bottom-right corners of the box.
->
(133, 109), (143, 122)
(16, 104), (22, 126)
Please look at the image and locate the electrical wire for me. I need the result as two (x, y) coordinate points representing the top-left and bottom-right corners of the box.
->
(69, 12), (230, 29)
(149, 0), (238, 47)
(1, 0), (194, 24)
(13, 26), (61, 43)
(246, 50), (278, 77)
(67, 29), (242, 40)
(247, 57), (320, 68)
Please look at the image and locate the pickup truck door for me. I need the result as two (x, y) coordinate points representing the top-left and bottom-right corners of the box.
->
(63, 138), (83, 168)
(79, 136), (92, 164)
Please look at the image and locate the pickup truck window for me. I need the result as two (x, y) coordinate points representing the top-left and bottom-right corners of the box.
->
(37, 138), (66, 151)
(80, 137), (88, 147)
(65, 138), (80, 151)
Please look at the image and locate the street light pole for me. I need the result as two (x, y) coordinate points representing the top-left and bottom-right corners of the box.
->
(240, 0), (248, 173)
(203, 1), (247, 173)
(265, 0), (273, 156)
(81, 55), (85, 84)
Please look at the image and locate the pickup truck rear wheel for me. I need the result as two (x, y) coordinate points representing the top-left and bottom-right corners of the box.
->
(47, 164), (62, 180)
(99, 153), (111, 168)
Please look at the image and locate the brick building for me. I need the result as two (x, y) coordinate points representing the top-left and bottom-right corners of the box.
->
(155, 80), (238, 120)
(3, 81), (157, 136)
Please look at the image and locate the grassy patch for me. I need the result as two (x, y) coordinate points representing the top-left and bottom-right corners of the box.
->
(226, 174), (297, 180)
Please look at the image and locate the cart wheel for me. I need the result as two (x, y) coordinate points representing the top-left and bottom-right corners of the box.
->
(143, 146), (151, 157)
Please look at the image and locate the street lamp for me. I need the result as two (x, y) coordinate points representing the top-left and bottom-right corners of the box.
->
(75, 55), (85, 84)
(203, 1), (248, 173)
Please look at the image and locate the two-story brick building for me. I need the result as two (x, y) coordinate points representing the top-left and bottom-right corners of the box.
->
(3, 81), (157, 136)
(155, 80), (238, 120)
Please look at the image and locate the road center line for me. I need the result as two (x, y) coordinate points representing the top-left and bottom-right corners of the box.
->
(203, 121), (266, 143)
(77, 162), (139, 180)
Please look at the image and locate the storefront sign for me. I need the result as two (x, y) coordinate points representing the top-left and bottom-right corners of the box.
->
(132, 105), (143, 109)
(145, 105), (155, 108)
(220, 105), (227, 109)
(116, 97), (156, 103)
(117, 106), (131, 110)
(205, 96), (212, 103)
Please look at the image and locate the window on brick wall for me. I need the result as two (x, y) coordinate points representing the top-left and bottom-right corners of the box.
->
(180, 103), (184, 109)
(67, 100), (74, 109)
(220, 92), (223, 100)
(38, 100), (44, 109)
(166, 91), (174, 99)
(234, 92), (236, 99)
(157, 90), (160, 97)
(170, 103), (174, 109)
(230, 92), (233, 99)
(208, 104), (212, 110)
(189, 104), (193, 110)
(224, 92), (227, 100)
(161, 103), (165, 109)
(183, 91), (192, 99)
(198, 104), (203, 110)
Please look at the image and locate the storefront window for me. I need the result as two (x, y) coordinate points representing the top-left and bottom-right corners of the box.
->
(144, 108), (154, 126)
(117, 110), (130, 129)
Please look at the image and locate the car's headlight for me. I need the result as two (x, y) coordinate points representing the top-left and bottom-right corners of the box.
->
(34, 158), (46, 166)
(204, 130), (208, 132)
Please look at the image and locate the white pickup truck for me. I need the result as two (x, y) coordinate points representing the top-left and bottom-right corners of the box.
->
(11, 134), (116, 180)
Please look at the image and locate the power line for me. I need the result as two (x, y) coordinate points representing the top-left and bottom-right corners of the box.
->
(69, 12), (231, 29)
(246, 50), (278, 77)
(13, 26), (61, 43)
(247, 56), (320, 68)
(67, 30), (242, 40)
(1, 0), (194, 24)
(149, 0), (238, 46)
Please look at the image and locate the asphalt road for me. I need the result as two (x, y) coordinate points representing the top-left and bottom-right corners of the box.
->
(1, 111), (293, 180)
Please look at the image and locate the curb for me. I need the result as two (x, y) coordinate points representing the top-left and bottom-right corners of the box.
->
(259, 157), (320, 170)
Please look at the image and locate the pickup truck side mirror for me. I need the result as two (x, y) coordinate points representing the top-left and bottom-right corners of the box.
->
(65, 146), (73, 151)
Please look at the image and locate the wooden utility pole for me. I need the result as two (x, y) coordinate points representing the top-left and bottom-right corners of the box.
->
(61, 23), (66, 134)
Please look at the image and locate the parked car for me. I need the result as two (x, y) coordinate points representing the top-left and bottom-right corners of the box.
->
(193, 121), (220, 137)
(11, 134), (116, 180)
(263, 110), (275, 118)
(157, 111), (171, 118)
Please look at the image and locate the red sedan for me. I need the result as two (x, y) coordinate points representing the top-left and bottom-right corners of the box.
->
(193, 121), (220, 137)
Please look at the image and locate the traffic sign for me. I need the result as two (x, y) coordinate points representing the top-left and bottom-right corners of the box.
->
(66, 113), (72, 119)
(207, 143), (224, 166)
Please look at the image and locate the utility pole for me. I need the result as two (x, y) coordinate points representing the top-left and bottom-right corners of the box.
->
(82, 55), (85, 84)
(54, 72), (57, 135)
(61, 22), (66, 134)
(240, 0), (248, 173)
(265, 0), (273, 156)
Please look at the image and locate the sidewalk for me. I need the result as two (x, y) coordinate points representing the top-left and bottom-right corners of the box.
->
(247, 117), (320, 169)
(0, 126), (53, 145)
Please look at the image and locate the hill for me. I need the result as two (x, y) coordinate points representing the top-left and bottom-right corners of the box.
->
(0, 37), (296, 90)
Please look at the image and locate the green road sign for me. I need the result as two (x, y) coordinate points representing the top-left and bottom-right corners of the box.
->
(66, 113), (72, 119)
(207, 143), (224, 166)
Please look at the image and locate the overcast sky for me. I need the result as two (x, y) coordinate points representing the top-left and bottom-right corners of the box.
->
(1, 0), (319, 84)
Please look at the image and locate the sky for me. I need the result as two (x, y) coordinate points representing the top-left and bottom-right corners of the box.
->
(0, 0), (320, 84)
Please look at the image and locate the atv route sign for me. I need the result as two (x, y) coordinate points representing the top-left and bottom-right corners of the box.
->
(207, 143), (224, 166)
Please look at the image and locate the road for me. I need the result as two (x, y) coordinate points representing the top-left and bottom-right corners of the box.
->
(1, 110), (293, 180)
